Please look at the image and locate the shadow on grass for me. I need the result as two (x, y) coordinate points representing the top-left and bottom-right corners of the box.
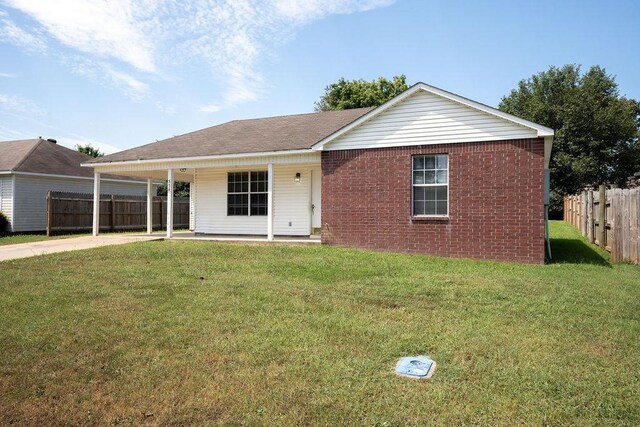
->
(550, 238), (611, 266)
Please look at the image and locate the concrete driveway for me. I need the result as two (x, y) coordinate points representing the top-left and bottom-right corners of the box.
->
(0, 235), (162, 262)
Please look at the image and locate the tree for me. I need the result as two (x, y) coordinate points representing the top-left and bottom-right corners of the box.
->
(156, 181), (189, 198)
(315, 75), (409, 111)
(76, 144), (104, 158)
(499, 65), (640, 218)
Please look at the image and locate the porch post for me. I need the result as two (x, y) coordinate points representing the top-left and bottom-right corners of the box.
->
(92, 172), (100, 236)
(166, 169), (174, 238)
(267, 163), (274, 241)
(146, 178), (153, 234)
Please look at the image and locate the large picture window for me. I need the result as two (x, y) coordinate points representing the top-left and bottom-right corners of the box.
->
(412, 155), (448, 216)
(227, 171), (268, 216)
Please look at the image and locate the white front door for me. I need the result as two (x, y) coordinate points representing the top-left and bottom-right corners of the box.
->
(311, 169), (321, 230)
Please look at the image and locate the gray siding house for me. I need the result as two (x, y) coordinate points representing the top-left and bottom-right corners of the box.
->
(0, 138), (150, 232)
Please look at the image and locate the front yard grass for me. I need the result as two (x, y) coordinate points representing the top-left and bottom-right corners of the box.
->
(0, 233), (84, 246)
(0, 221), (638, 425)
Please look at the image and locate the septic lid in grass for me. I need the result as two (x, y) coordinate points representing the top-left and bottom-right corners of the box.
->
(395, 356), (436, 379)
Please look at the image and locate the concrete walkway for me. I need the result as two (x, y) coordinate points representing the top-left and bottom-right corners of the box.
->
(0, 235), (162, 262)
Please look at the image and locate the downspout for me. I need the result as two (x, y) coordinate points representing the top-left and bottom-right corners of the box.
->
(544, 168), (552, 262)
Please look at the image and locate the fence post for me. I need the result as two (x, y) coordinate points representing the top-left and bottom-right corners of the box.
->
(623, 189), (630, 262)
(46, 191), (53, 236)
(110, 195), (116, 231)
(580, 191), (586, 235)
(611, 189), (622, 262)
(573, 195), (580, 230)
(598, 185), (606, 249)
(587, 190), (595, 243)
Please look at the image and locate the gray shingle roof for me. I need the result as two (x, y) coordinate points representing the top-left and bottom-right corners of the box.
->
(0, 139), (96, 177)
(89, 108), (373, 164)
(0, 138), (142, 181)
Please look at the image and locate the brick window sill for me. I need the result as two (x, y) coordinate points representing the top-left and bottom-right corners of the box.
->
(411, 216), (450, 222)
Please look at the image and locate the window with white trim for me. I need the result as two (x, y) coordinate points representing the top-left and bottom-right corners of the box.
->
(227, 171), (268, 216)
(412, 155), (448, 216)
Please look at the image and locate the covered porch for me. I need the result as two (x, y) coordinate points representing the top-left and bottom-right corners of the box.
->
(87, 151), (322, 241)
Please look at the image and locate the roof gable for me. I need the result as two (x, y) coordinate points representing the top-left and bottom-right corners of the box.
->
(312, 82), (554, 151)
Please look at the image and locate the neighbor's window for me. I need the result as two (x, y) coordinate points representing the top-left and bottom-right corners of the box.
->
(227, 171), (268, 216)
(412, 155), (448, 216)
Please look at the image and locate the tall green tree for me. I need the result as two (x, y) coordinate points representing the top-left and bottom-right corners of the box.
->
(499, 65), (640, 217)
(315, 75), (409, 111)
(76, 144), (104, 158)
(156, 181), (190, 198)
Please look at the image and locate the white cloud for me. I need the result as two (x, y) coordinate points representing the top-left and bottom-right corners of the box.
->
(0, 15), (47, 52)
(152, 0), (396, 105)
(5, 0), (155, 72)
(1, 1), (395, 104)
(274, 0), (395, 23)
(0, 93), (42, 114)
(0, 123), (33, 139)
(104, 67), (149, 99)
(156, 102), (177, 115)
(0, 72), (16, 77)
(0, 110), (121, 154)
(66, 56), (149, 100)
(200, 104), (221, 114)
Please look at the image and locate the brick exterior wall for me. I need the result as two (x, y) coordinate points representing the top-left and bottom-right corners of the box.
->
(321, 138), (545, 264)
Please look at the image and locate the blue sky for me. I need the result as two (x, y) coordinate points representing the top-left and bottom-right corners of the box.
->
(1, 0), (638, 154)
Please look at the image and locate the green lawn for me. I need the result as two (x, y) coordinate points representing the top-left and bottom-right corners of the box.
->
(0, 233), (84, 246)
(0, 221), (638, 425)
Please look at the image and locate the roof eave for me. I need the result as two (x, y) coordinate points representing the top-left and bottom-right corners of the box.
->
(82, 148), (318, 168)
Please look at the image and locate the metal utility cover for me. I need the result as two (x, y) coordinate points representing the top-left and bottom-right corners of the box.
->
(395, 356), (436, 379)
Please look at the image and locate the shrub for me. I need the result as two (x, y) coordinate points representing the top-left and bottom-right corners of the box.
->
(0, 211), (8, 235)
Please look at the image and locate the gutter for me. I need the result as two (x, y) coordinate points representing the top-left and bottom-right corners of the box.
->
(81, 149), (318, 168)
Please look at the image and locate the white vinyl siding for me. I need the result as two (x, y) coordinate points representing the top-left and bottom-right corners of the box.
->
(325, 90), (538, 150)
(194, 163), (314, 236)
(189, 182), (195, 231)
(0, 176), (14, 231)
(12, 175), (148, 232)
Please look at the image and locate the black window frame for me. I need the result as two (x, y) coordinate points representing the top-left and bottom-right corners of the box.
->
(227, 171), (268, 216)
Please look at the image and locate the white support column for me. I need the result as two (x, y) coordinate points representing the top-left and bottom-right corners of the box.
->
(92, 172), (100, 236)
(267, 163), (274, 241)
(166, 169), (174, 238)
(146, 178), (153, 234)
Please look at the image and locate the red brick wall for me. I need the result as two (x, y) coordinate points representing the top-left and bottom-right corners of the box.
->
(321, 138), (545, 264)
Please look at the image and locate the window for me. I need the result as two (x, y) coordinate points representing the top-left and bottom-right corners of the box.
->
(227, 171), (268, 216)
(412, 155), (448, 216)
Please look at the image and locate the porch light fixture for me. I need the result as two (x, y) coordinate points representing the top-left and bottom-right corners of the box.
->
(294, 172), (301, 183)
(179, 168), (187, 172)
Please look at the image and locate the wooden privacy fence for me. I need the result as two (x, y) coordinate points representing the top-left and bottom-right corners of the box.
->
(564, 185), (640, 264)
(47, 191), (189, 235)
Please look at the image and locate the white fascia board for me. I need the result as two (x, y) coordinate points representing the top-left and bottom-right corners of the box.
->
(8, 171), (152, 185)
(313, 82), (555, 150)
(82, 149), (316, 169)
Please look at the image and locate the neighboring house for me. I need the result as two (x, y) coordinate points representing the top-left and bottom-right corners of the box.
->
(85, 83), (554, 263)
(0, 138), (151, 232)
